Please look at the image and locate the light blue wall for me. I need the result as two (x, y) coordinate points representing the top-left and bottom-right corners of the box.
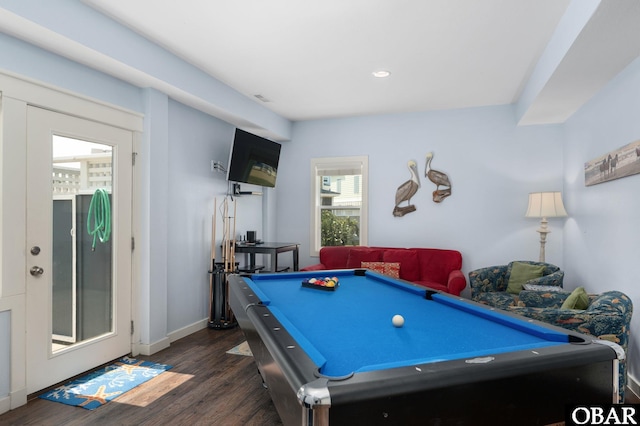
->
(161, 99), (269, 332)
(277, 105), (565, 281)
(168, 99), (225, 329)
(165, 100), (262, 330)
(563, 55), (640, 380)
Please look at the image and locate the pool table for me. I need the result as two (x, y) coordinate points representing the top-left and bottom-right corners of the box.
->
(228, 269), (622, 426)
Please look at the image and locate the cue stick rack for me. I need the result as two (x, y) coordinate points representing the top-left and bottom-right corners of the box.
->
(208, 196), (238, 330)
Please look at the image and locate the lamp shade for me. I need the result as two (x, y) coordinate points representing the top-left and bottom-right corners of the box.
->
(525, 192), (568, 218)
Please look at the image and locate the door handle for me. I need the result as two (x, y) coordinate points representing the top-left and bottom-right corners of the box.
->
(30, 266), (44, 276)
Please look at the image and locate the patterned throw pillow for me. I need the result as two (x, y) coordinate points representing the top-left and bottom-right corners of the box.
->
(361, 261), (400, 278)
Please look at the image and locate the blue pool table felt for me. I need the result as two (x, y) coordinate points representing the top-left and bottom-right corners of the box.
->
(245, 270), (567, 377)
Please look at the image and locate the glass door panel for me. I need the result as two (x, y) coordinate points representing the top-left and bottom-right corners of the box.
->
(51, 136), (113, 352)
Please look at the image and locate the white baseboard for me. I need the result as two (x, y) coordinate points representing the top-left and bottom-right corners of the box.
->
(168, 318), (208, 344)
(0, 387), (28, 414)
(10, 388), (26, 410)
(0, 395), (9, 415)
(136, 318), (208, 356)
(137, 337), (170, 356)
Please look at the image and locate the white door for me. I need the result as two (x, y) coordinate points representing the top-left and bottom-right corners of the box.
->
(26, 106), (133, 393)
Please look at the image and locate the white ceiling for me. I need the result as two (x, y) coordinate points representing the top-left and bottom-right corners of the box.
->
(83, 0), (575, 122)
(2, 1), (639, 128)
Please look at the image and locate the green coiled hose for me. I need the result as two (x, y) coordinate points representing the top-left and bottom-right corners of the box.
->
(87, 188), (111, 251)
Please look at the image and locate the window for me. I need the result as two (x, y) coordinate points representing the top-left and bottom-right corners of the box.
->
(310, 156), (368, 256)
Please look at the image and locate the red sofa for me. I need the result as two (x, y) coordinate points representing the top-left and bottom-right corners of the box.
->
(301, 246), (466, 296)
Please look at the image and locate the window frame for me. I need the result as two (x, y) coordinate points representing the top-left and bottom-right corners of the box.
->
(309, 156), (368, 257)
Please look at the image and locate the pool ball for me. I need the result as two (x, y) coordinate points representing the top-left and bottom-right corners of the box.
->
(392, 314), (405, 327)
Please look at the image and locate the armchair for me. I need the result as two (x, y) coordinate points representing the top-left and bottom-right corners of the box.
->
(508, 290), (633, 403)
(469, 261), (564, 309)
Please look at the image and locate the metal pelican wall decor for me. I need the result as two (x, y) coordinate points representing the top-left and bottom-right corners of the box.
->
(425, 152), (451, 203)
(392, 160), (420, 217)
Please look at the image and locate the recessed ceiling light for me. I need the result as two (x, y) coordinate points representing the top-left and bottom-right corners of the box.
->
(372, 70), (391, 78)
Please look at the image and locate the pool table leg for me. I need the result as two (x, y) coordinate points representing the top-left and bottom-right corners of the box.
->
(303, 408), (329, 426)
(298, 378), (331, 426)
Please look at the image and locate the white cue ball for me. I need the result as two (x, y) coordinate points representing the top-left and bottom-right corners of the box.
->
(392, 314), (404, 327)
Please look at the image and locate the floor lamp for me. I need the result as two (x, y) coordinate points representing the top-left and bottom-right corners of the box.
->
(525, 192), (568, 263)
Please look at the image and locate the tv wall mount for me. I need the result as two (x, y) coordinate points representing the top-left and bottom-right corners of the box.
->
(232, 183), (262, 196)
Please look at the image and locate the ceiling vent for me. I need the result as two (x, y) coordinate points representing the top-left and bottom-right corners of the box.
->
(254, 94), (271, 102)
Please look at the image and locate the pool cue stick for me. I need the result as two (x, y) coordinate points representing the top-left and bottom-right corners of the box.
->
(231, 198), (236, 269)
(209, 199), (216, 323)
(226, 198), (237, 320)
(212, 198), (217, 264)
(227, 198), (231, 272)
(224, 197), (230, 272)
(222, 198), (227, 271)
(220, 199), (227, 268)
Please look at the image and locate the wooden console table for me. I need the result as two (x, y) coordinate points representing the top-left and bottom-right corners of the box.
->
(234, 242), (299, 273)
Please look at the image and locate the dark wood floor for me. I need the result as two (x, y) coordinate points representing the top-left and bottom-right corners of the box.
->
(2, 326), (638, 426)
(0, 326), (283, 426)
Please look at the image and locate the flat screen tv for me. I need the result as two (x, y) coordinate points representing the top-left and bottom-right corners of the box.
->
(227, 129), (281, 188)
